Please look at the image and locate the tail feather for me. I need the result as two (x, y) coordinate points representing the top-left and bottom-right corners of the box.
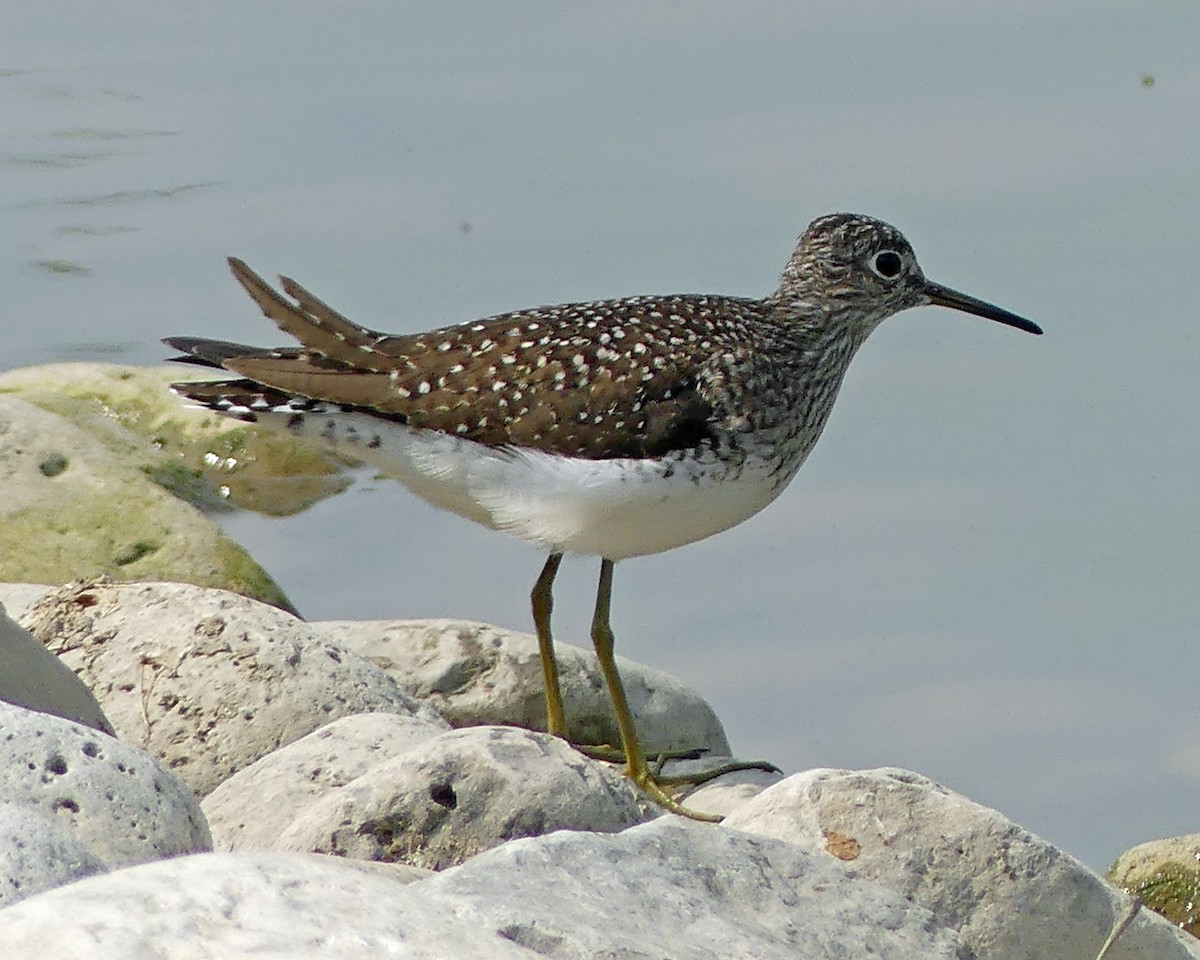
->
(227, 258), (397, 371)
(278, 274), (389, 351)
(168, 376), (324, 422)
(162, 336), (286, 369)
(165, 258), (412, 422)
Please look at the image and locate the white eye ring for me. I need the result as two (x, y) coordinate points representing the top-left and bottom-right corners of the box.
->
(869, 249), (904, 280)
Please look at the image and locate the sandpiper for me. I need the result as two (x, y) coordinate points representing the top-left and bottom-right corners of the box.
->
(166, 213), (1041, 819)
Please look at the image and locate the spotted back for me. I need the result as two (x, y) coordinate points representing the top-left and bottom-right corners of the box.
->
(215, 260), (790, 460)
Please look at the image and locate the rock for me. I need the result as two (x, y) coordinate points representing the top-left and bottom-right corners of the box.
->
(0, 819), (965, 959)
(315, 617), (732, 757)
(0, 803), (106, 908)
(0, 600), (113, 734)
(0, 391), (293, 611)
(21, 581), (444, 796)
(1108, 833), (1200, 937)
(0, 699), (211, 869)
(0, 850), (526, 960)
(436, 818), (962, 958)
(203, 711), (451, 851)
(724, 767), (1200, 960)
(0, 362), (354, 518)
(273, 726), (654, 869)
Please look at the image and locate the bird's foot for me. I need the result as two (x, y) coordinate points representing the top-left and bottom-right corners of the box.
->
(573, 742), (708, 766)
(637, 756), (782, 821)
(567, 739), (778, 784)
(655, 756), (782, 787)
(562, 742), (779, 822)
(629, 767), (724, 823)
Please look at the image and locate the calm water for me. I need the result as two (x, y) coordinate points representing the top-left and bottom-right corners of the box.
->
(3, 2), (1198, 869)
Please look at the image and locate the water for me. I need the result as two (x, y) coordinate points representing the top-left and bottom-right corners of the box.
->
(3, 1), (1198, 870)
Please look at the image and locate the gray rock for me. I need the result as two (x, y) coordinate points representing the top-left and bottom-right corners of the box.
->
(0, 851), (524, 960)
(0, 803), (106, 907)
(1107, 832), (1200, 937)
(0, 362), (355, 517)
(274, 726), (655, 869)
(21, 581), (444, 796)
(315, 617), (731, 757)
(724, 767), (1200, 960)
(0, 389), (293, 612)
(434, 819), (963, 958)
(0, 600), (113, 735)
(203, 711), (451, 851)
(0, 699), (210, 869)
(0, 819), (965, 959)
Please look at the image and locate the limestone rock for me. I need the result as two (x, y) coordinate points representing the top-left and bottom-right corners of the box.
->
(0, 362), (353, 518)
(0, 819), (965, 959)
(725, 767), (1200, 960)
(273, 726), (654, 869)
(315, 617), (731, 757)
(0, 850), (531, 960)
(203, 711), (450, 851)
(435, 818), (962, 958)
(0, 699), (211, 870)
(0, 600), (113, 734)
(1108, 833), (1200, 937)
(0, 391), (292, 611)
(21, 581), (444, 796)
(0, 803), (106, 908)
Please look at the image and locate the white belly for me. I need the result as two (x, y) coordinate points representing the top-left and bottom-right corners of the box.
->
(267, 409), (792, 559)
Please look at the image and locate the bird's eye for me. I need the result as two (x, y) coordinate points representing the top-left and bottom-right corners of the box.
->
(870, 250), (904, 279)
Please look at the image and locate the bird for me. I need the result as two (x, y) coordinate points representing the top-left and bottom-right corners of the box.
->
(165, 212), (1041, 820)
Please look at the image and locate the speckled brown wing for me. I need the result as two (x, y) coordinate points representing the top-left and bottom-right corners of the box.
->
(222, 260), (760, 460)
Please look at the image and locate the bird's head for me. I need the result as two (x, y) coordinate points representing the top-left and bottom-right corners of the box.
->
(773, 213), (1042, 338)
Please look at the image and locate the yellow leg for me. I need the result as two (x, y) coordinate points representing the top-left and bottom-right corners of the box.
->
(590, 558), (722, 823)
(531, 552), (568, 739)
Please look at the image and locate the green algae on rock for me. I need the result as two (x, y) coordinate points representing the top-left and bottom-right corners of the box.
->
(0, 385), (296, 613)
(0, 363), (354, 517)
